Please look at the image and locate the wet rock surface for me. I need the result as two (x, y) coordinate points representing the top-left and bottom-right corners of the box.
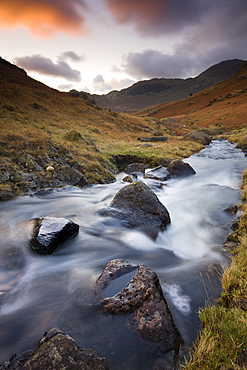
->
(30, 216), (79, 255)
(167, 159), (196, 177)
(95, 259), (182, 352)
(124, 162), (145, 174)
(122, 174), (137, 183)
(0, 328), (109, 370)
(145, 165), (171, 181)
(99, 181), (171, 237)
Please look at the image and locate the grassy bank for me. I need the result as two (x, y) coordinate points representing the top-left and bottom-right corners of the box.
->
(184, 169), (247, 369)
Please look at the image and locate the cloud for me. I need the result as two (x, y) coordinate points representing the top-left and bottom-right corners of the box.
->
(58, 83), (74, 91)
(0, 0), (89, 37)
(92, 75), (135, 93)
(121, 0), (247, 80)
(109, 77), (135, 90)
(104, 0), (206, 36)
(60, 51), (87, 62)
(15, 54), (82, 82)
(122, 49), (201, 79)
(92, 74), (112, 93)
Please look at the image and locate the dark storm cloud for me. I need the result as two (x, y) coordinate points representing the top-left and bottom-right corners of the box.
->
(0, 0), (89, 37)
(15, 54), (82, 82)
(105, 0), (208, 35)
(118, 0), (247, 79)
(122, 49), (199, 79)
(105, 0), (247, 39)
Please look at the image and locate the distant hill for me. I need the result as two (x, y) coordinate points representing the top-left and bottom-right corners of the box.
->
(135, 61), (247, 132)
(87, 59), (246, 112)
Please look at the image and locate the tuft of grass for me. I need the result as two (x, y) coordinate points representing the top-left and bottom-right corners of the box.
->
(184, 306), (247, 369)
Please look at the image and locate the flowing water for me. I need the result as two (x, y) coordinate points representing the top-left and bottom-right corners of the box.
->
(0, 140), (246, 368)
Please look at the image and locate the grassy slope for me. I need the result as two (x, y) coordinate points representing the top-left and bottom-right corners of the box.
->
(136, 62), (247, 134)
(0, 57), (202, 198)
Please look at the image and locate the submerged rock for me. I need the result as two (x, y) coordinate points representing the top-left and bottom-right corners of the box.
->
(0, 328), (109, 369)
(168, 159), (196, 177)
(95, 259), (182, 352)
(30, 216), (79, 255)
(99, 181), (171, 238)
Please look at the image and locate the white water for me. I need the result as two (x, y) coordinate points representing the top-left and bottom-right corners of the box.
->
(0, 140), (246, 368)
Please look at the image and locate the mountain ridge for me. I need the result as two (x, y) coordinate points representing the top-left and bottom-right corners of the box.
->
(86, 59), (246, 112)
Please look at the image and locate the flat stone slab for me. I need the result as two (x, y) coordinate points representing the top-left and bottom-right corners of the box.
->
(138, 137), (168, 142)
(144, 165), (171, 181)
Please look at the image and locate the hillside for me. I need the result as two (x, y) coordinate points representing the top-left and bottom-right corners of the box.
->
(87, 59), (246, 112)
(136, 61), (247, 132)
(0, 57), (203, 199)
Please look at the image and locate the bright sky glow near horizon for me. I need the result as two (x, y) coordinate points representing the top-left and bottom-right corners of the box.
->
(1, 0), (247, 94)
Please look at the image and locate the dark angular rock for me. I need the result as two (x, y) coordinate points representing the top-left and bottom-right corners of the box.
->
(95, 259), (182, 352)
(138, 137), (168, 142)
(124, 163), (145, 174)
(122, 174), (137, 183)
(224, 204), (238, 215)
(230, 216), (240, 231)
(56, 166), (88, 187)
(0, 328), (109, 369)
(183, 131), (212, 145)
(98, 181), (171, 238)
(144, 165), (171, 181)
(168, 159), (196, 177)
(30, 216), (79, 255)
(236, 136), (247, 152)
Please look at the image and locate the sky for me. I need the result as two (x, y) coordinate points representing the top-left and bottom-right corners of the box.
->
(1, 0), (247, 95)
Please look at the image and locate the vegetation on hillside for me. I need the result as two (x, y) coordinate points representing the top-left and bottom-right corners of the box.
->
(137, 62), (247, 133)
(0, 57), (203, 199)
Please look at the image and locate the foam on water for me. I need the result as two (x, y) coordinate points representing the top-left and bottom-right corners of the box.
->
(162, 284), (191, 315)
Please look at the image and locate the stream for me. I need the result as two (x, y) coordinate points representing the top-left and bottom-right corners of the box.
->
(0, 139), (246, 368)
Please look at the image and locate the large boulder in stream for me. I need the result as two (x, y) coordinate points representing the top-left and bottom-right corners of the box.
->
(98, 181), (171, 238)
(30, 216), (79, 255)
(0, 328), (109, 369)
(168, 159), (196, 177)
(95, 259), (182, 352)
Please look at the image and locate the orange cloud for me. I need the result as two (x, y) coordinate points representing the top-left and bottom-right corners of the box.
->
(0, 0), (88, 37)
(106, 0), (165, 26)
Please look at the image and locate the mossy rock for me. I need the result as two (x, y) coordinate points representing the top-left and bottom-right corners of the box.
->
(236, 136), (247, 151)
